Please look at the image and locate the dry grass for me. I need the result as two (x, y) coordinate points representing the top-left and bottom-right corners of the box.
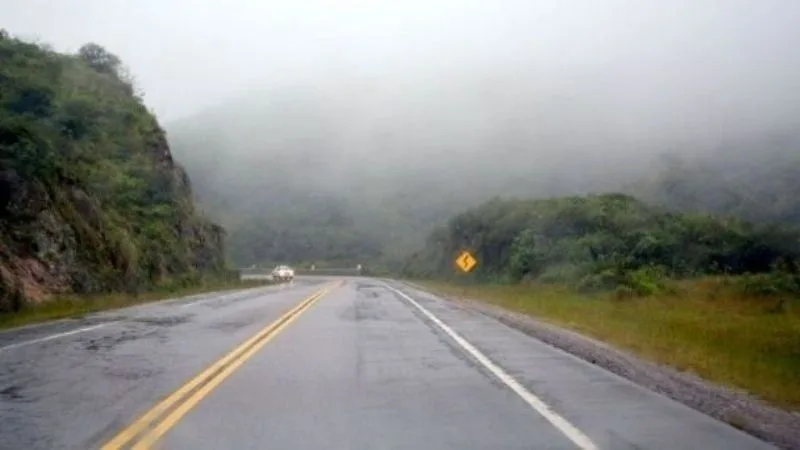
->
(419, 278), (800, 411)
(0, 279), (270, 330)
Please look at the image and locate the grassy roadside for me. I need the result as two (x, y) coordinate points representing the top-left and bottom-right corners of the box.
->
(417, 278), (800, 411)
(0, 278), (272, 330)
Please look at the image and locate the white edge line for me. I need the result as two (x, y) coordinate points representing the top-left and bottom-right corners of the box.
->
(0, 322), (115, 353)
(2, 283), (279, 351)
(1, 283), (282, 351)
(0, 317), (75, 336)
(383, 282), (598, 450)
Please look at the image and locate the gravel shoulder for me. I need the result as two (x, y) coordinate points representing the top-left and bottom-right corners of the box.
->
(419, 286), (800, 450)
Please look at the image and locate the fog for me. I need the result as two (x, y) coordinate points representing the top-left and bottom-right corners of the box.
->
(5, 1), (800, 125)
(4, 0), (800, 264)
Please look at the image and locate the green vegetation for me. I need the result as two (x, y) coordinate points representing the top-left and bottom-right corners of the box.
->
(404, 193), (800, 294)
(420, 279), (800, 410)
(0, 32), (227, 312)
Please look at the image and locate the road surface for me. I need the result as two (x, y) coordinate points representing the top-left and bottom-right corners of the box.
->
(0, 277), (774, 449)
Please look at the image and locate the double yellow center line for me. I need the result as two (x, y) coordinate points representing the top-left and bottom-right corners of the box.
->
(102, 281), (341, 450)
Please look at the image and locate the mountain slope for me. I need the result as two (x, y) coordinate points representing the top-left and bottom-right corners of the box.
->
(0, 33), (226, 310)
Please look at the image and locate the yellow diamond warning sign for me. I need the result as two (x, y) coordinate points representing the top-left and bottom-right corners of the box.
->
(455, 250), (478, 273)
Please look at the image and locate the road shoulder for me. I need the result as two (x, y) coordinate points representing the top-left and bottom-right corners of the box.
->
(399, 281), (800, 450)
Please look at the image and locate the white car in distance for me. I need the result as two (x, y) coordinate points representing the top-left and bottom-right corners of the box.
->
(271, 265), (295, 282)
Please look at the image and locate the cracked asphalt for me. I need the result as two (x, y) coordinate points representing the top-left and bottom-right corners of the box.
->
(0, 277), (775, 449)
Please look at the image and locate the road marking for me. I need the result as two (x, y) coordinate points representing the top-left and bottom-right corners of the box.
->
(0, 322), (115, 353)
(0, 286), (276, 351)
(0, 287), (276, 353)
(132, 285), (326, 449)
(0, 285), (277, 352)
(102, 281), (341, 450)
(384, 283), (598, 450)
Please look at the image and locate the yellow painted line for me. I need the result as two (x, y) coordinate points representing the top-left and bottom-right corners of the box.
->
(132, 285), (329, 449)
(102, 281), (341, 450)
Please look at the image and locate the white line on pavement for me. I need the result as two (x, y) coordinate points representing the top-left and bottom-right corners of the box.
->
(384, 283), (598, 450)
(1, 286), (273, 352)
(0, 322), (116, 353)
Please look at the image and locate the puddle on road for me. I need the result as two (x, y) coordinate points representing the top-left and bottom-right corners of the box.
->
(103, 365), (163, 382)
(207, 316), (259, 333)
(0, 385), (26, 402)
(340, 295), (416, 324)
(355, 281), (382, 291)
(82, 328), (156, 352)
(132, 315), (191, 327)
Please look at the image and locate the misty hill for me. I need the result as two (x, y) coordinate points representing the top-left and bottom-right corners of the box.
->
(165, 76), (645, 267)
(629, 137), (800, 226)
(167, 77), (800, 268)
(0, 34), (226, 311)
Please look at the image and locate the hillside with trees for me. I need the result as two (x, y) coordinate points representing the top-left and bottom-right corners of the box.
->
(0, 33), (227, 312)
(404, 193), (800, 294)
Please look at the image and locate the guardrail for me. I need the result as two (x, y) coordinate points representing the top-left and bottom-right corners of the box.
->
(296, 268), (363, 276)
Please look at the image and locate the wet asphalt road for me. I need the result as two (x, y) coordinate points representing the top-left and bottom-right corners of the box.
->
(0, 277), (774, 450)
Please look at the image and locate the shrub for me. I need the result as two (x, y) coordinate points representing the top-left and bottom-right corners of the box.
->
(738, 271), (800, 297)
(0, 278), (25, 313)
(622, 265), (672, 296)
(537, 263), (589, 284)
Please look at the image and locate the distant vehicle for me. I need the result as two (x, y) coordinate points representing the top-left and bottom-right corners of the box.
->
(271, 265), (295, 282)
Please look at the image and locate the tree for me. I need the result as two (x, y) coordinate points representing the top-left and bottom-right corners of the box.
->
(509, 229), (540, 281)
(78, 43), (121, 76)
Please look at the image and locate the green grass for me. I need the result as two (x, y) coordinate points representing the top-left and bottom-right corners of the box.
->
(0, 279), (271, 330)
(418, 278), (800, 411)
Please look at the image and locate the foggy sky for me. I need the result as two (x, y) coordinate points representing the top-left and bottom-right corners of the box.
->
(3, 0), (800, 131)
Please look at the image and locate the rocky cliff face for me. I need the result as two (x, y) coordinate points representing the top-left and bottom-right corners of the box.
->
(0, 33), (226, 311)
